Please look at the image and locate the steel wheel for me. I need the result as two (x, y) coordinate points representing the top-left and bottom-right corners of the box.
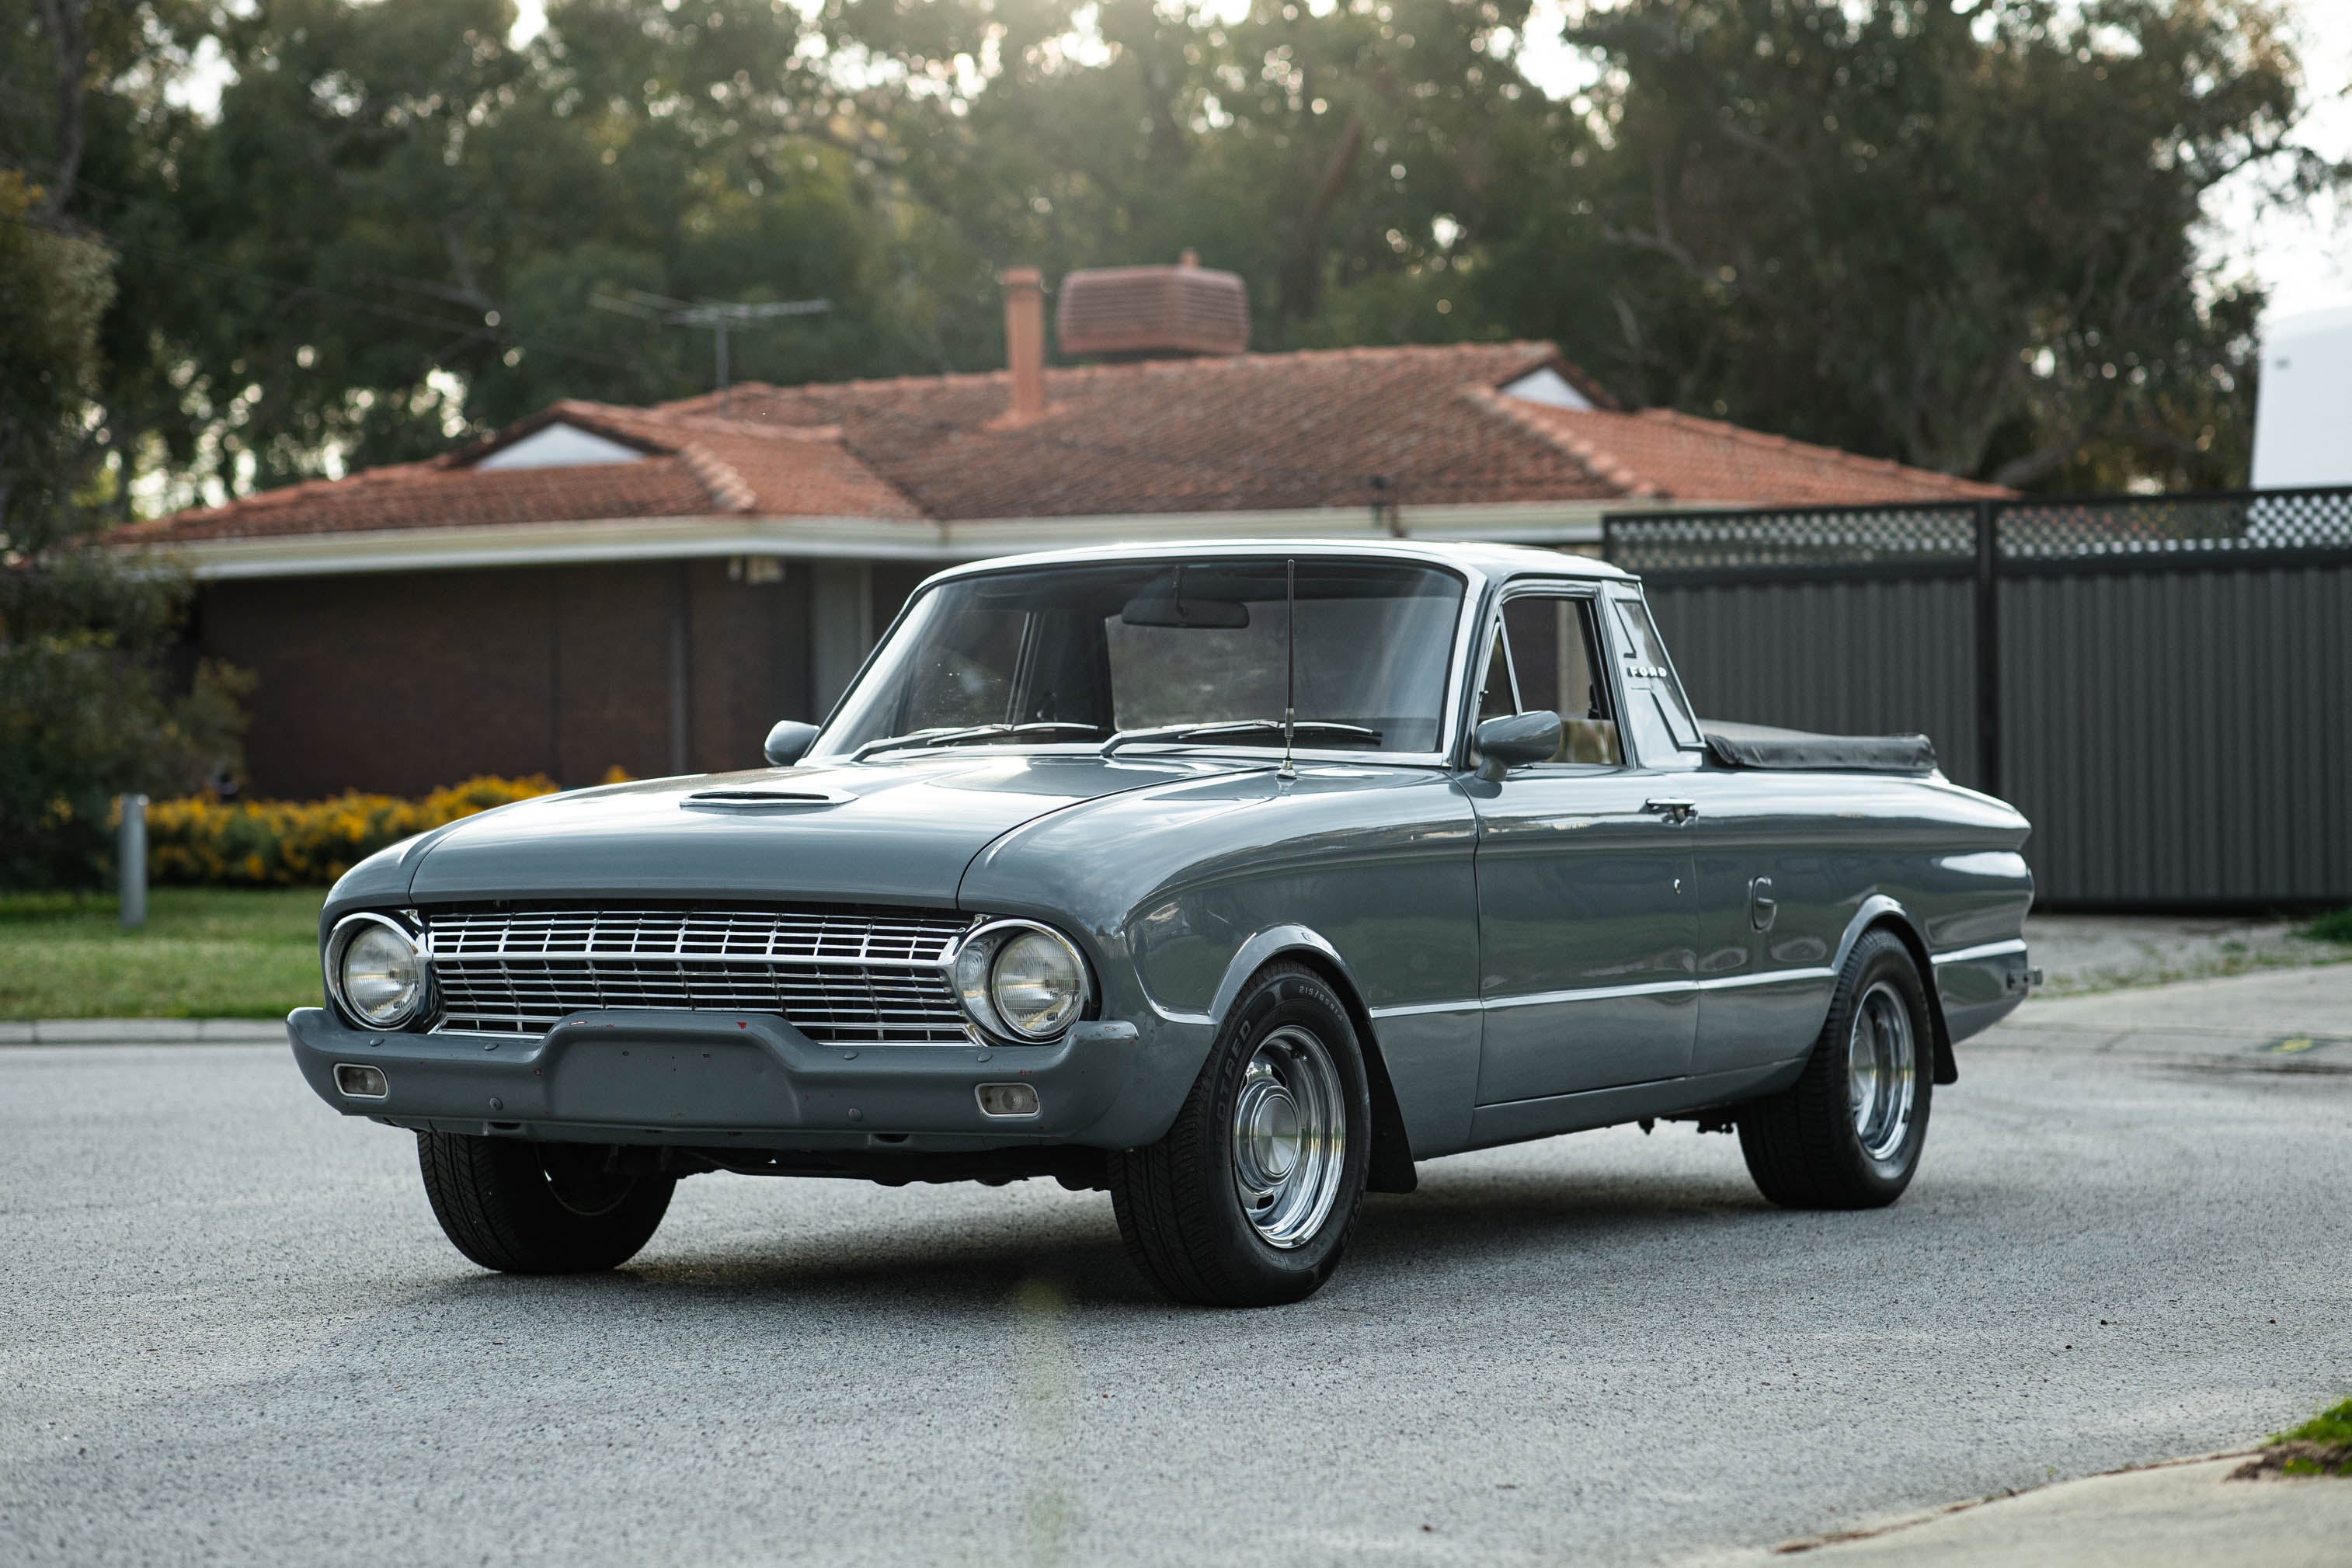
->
(1739, 929), (1931, 1209)
(1108, 962), (1372, 1306)
(1846, 979), (1918, 1163)
(1229, 1024), (1347, 1249)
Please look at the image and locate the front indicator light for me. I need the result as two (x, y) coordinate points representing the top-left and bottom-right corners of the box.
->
(335, 1063), (388, 1099)
(977, 1083), (1040, 1117)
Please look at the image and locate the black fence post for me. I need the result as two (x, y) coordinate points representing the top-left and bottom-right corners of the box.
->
(1974, 498), (2001, 797)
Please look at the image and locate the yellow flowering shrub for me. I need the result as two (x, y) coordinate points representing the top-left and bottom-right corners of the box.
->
(146, 775), (562, 887)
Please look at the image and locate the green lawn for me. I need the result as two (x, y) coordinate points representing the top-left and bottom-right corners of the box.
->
(0, 887), (324, 1020)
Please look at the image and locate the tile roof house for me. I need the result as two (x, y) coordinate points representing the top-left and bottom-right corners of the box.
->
(130, 260), (2002, 796)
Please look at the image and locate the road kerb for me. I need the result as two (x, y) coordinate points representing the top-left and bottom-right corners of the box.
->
(0, 1017), (289, 1046)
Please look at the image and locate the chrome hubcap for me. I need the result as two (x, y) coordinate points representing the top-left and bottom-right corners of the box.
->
(1230, 1025), (1345, 1249)
(1846, 979), (1917, 1163)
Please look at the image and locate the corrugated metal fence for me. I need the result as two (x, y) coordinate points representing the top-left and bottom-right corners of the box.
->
(1606, 489), (2352, 909)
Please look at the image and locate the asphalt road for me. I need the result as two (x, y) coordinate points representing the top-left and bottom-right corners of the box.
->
(4, 968), (2349, 1568)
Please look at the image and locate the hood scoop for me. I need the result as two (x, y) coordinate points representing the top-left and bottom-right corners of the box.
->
(680, 787), (854, 810)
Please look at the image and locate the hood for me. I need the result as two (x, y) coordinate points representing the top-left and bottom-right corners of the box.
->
(405, 753), (1251, 907)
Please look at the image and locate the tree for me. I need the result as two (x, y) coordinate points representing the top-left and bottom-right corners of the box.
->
(0, 169), (246, 889)
(4, 0), (2340, 501)
(79, 0), (951, 492)
(825, 0), (1565, 349)
(1504, 0), (2328, 489)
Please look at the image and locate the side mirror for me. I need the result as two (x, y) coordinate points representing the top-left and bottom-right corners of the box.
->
(763, 720), (819, 767)
(1473, 711), (1561, 782)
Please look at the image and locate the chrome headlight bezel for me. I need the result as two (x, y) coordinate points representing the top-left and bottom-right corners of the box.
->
(325, 912), (430, 1031)
(952, 919), (1094, 1044)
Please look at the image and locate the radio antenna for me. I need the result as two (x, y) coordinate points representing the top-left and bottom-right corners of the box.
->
(587, 290), (829, 415)
(1279, 558), (1297, 781)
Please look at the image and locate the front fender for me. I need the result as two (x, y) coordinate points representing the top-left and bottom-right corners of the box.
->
(1188, 923), (1420, 1191)
(1201, 923), (1356, 1027)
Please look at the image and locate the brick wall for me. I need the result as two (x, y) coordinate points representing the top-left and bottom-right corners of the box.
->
(197, 558), (833, 798)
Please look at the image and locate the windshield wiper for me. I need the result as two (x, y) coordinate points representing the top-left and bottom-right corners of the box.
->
(854, 721), (1103, 761)
(931, 721), (1103, 749)
(1098, 719), (1382, 758)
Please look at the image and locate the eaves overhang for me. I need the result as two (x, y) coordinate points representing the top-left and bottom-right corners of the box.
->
(130, 499), (1713, 581)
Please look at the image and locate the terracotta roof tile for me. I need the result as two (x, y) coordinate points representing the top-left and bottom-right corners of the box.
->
(128, 341), (2001, 544)
(652, 342), (1616, 518)
(122, 401), (920, 544)
(1480, 391), (2008, 505)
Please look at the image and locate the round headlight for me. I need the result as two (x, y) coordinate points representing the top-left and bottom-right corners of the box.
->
(991, 930), (1085, 1039)
(953, 920), (1091, 1042)
(327, 914), (426, 1029)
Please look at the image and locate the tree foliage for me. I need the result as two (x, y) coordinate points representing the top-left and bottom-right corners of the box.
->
(0, 0), (2340, 512)
(0, 168), (246, 890)
(1536, 0), (2318, 489)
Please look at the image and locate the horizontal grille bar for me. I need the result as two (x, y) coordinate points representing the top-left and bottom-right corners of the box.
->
(430, 908), (966, 965)
(423, 906), (974, 1043)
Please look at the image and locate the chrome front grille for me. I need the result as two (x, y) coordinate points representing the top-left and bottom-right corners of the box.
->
(424, 906), (975, 1041)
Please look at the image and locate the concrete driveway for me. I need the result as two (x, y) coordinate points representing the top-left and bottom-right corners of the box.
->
(3, 968), (2347, 1567)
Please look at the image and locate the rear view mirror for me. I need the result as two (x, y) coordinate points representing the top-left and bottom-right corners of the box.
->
(764, 719), (819, 767)
(1474, 711), (1562, 781)
(1121, 596), (1249, 629)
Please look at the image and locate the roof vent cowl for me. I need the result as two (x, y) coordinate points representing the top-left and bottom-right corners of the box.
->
(1056, 252), (1250, 361)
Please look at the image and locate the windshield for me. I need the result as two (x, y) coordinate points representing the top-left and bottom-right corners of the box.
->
(812, 558), (1467, 760)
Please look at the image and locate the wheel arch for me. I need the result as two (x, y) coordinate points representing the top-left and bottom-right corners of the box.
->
(1206, 926), (1418, 1194)
(1832, 898), (1957, 1086)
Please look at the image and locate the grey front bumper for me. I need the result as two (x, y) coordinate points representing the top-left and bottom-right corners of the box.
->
(287, 1007), (1141, 1149)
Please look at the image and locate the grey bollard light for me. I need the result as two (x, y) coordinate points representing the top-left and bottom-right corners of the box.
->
(118, 794), (148, 929)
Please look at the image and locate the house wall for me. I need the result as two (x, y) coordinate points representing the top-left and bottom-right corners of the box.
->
(195, 557), (889, 799)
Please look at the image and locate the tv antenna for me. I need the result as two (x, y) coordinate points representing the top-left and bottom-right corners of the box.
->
(589, 290), (830, 413)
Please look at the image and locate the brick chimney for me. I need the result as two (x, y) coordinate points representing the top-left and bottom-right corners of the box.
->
(1056, 252), (1248, 361)
(1000, 267), (1046, 425)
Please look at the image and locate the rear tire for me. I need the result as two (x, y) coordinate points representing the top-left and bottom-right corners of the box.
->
(416, 1133), (674, 1273)
(1108, 963), (1370, 1307)
(1738, 929), (1933, 1209)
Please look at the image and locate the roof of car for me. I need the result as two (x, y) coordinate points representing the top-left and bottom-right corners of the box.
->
(920, 537), (1630, 588)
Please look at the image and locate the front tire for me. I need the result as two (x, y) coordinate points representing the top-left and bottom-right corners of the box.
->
(416, 1133), (674, 1274)
(1108, 963), (1371, 1307)
(1737, 929), (1933, 1209)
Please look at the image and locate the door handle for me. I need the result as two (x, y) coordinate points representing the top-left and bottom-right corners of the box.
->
(1644, 798), (1697, 825)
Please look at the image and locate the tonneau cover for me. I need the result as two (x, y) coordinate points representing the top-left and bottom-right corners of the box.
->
(1701, 721), (1938, 774)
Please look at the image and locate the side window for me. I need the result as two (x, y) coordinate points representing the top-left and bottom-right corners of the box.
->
(1475, 628), (1518, 722)
(1485, 594), (1623, 764)
(1609, 594), (1704, 753)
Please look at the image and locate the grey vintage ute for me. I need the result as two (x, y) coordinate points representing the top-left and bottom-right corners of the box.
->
(291, 541), (2034, 1306)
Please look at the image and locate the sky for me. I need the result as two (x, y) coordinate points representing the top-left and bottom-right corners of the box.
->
(2204, 0), (2352, 321)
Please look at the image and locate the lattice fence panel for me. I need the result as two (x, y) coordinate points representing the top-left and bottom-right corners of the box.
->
(1606, 505), (1978, 574)
(1999, 488), (2352, 562)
